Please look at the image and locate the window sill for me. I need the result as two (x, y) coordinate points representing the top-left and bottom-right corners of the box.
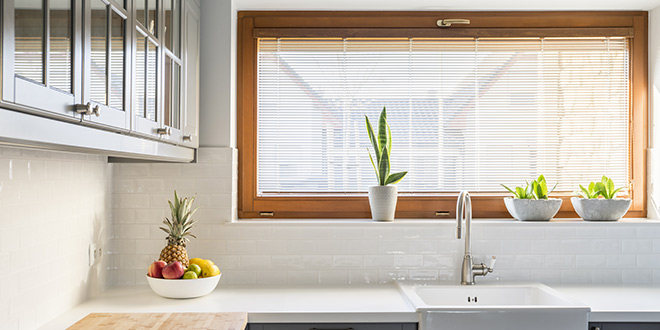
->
(229, 218), (660, 226)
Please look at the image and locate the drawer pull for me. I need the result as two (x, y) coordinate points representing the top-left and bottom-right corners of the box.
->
(310, 328), (354, 330)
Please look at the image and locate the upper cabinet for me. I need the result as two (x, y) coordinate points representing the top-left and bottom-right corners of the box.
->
(2, 0), (83, 118)
(0, 0), (200, 157)
(83, 0), (131, 129)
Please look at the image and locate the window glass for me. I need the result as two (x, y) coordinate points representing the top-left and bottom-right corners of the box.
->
(146, 39), (158, 121)
(134, 33), (146, 118)
(256, 37), (629, 194)
(49, 0), (72, 92)
(109, 9), (125, 109)
(90, 0), (108, 104)
(15, 0), (44, 84)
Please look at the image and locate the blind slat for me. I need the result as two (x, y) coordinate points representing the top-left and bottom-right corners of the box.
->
(256, 37), (630, 194)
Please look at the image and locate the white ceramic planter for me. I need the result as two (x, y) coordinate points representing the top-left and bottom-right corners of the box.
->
(570, 197), (631, 221)
(504, 198), (562, 221)
(368, 185), (398, 221)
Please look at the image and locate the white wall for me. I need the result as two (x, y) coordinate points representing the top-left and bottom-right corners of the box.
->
(199, 0), (237, 147)
(111, 148), (660, 286)
(0, 146), (110, 330)
(649, 6), (660, 219)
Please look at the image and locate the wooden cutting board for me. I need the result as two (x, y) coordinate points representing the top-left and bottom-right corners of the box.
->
(67, 312), (248, 330)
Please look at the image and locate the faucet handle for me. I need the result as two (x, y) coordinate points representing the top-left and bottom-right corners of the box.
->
(488, 256), (497, 272)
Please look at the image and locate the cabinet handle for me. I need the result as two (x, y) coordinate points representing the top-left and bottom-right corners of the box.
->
(182, 135), (192, 141)
(310, 328), (354, 330)
(156, 127), (171, 136)
(92, 105), (100, 117)
(591, 328), (601, 330)
(75, 102), (93, 115)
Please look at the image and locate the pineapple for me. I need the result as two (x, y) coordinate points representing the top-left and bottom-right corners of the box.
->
(159, 191), (198, 268)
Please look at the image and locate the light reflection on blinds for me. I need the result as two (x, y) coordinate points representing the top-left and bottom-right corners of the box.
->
(146, 40), (158, 121)
(15, 3), (44, 84)
(134, 34), (147, 118)
(90, 1), (108, 104)
(109, 10), (125, 110)
(256, 37), (629, 194)
(49, 2), (72, 92)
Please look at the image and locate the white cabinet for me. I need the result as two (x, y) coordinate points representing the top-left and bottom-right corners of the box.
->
(82, 0), (131, 130)
(182, 0), (199, 148)
(2, 0), (83, 118)
(0, 0), (201, 160)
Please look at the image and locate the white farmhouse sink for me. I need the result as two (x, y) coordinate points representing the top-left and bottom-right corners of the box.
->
(397, 282), (590, 330)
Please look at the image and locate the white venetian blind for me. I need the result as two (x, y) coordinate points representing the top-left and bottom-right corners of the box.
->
(256, 37), (629, 195)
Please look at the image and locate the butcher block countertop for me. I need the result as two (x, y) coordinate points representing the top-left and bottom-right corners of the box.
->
(67, 312), (247, 330)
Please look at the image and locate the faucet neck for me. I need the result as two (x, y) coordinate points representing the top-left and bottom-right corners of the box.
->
(456, 191), (472, 255)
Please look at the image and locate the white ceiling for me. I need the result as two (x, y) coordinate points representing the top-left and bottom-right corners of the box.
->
(234, 0), (660, 11)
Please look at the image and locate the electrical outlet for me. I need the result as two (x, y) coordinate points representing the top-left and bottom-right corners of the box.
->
(88, 243), (101, 266)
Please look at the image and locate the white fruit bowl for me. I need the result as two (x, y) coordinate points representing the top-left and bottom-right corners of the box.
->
(146, 274), (221, 299)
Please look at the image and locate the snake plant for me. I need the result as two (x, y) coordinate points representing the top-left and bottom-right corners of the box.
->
(365, 107), (407, 186)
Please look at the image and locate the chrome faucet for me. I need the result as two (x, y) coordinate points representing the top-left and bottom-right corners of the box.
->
(456, 191), (496, 285)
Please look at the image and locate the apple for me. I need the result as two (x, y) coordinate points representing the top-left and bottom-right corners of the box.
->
(162, 261), (186, 279)
(147, 260), (167, 278)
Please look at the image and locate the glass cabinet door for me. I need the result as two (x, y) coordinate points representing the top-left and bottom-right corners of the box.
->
(83, 0), (129, 129)
(2, 0), (82, 117)
(161, 0), (184, 143)
(132, 18), (160, 137)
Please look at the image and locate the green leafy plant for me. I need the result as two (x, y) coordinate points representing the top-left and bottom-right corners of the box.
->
(502, 175), (557, 199)
(576, 182), (600, 199)
(595, 176), (624, 199)
(365, 107), (407, 186)
(575, 176), (624, 199)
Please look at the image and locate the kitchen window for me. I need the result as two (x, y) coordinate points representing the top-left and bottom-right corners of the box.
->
(237, 11), (647, 219)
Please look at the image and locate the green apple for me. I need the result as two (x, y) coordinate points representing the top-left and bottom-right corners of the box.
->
(186, 264), (202, 276)
(182, 271), (198, 279)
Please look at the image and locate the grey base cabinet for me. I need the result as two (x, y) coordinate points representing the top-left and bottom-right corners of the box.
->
(248, 323), (417, 330)
(590, 323), (660, 330)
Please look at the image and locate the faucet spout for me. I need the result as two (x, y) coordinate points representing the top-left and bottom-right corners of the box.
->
(456, 191), (494, 285)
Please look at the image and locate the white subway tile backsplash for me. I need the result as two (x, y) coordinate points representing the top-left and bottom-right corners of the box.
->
(560, 239), (592, 253)
(621, 269), (652, 283)
(393, 255), (423, 269)
(107, 146), (660, 291)
(0, 146), (110, 330)
(606, 254), (637, 268)
(622, 239), (652, 253)
(349, 270), (379, 284)
(576, 254), (607, 268)
(333, 255), (363, 269)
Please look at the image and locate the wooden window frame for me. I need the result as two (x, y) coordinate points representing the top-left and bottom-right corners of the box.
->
(237, 11), (648, 219)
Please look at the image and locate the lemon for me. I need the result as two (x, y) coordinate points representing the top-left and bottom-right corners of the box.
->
(210, 265), (221, 277)
(198, 260), (215, 278)
(189, 258), (204, 266)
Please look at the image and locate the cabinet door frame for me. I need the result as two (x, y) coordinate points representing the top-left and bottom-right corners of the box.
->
(131, 3), (161, 139)
(82, 0), (131, 130)
(2, 0), (83, 118)
(159, 0), (185, 145)
(181, 0), (199, 147)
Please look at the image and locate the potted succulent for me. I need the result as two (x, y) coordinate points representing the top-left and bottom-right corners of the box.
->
(365, 107), (407, 221)
(571, 176), (631, 221)
(501, 175), (562, 221)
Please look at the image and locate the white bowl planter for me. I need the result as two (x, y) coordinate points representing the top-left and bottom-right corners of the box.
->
(571, 197), (631, 221)
(146, 274), (221, 299)
(504, 198), (562, 221)
(368, 185), (398, 221)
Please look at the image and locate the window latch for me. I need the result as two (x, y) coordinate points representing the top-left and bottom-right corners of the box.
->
(437, 19), (471, 27)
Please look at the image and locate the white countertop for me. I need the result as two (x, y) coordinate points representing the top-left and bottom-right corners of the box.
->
(39, 283), (660, 329)
(554, 285), (660, 323)
(38, 284), (417, 330)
